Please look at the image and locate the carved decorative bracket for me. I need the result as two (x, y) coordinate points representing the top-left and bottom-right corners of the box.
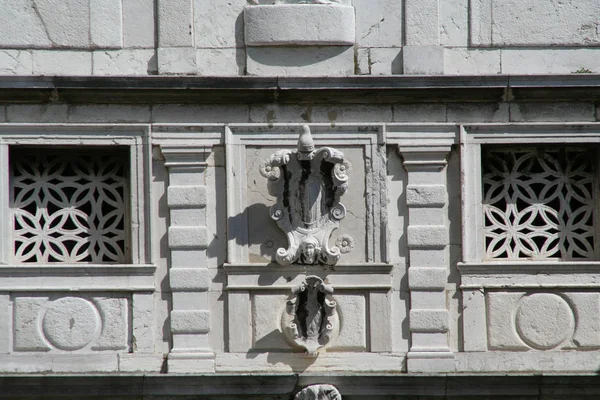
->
(281, 276), (339, 356)
(260, 125), (350, 266)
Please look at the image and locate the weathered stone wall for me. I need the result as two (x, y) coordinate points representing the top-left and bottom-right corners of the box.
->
(1, 0), (599, 76)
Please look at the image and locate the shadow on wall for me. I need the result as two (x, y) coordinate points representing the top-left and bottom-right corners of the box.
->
(247, 46), (350, 67)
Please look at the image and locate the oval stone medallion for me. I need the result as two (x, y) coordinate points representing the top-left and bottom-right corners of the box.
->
(515, 293), (574, 350)
(42, 297), (100, 350)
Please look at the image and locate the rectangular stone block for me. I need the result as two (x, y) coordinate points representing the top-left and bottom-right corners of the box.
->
(32, 51), (92, 75)
(440, 0), (468, 46)
(197, 48), (244, 76)
(123, 0), (155, 48)
(90, 0), (123, 48)
(406, 185), (446, 207)
(370, 48), (402, 75)
(510, 102), (596, 122)
(444, 48), (501, 75)
(409, 310), (449, 332)
(447, 102), (509, 123)
(5, 105), (68, 123)
(157, 0), (194, 47)
(407, 225), (448, 248)
(246, 46), (354, 77)
(195, 0), (245, 48)
(502, 49), (600, 74)
(393, 104), (447, 122)
(170, 268), (211, 292)
(168, 186), (207, 208)
(328, 294), (367, 351)
(403, 45), (444, 75)
(408, 267), (447, 290)
(168, 226), (209, 249)
(405, 0), (439, 46)
(354, 0), (403, 47)
(252, 293), (289, 350)
(471, 0), (600, 47)
(93, 50), (156, 76)
(171, 310), (210, 333)
(158, 47), (197, 75)
(0, 50), (32, 75)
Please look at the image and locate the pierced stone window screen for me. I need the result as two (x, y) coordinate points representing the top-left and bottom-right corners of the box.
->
(482, 146), (598, 261)
(10, 147), (130, 263)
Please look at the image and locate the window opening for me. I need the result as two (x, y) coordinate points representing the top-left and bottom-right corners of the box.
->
(10, 147), (129, 263)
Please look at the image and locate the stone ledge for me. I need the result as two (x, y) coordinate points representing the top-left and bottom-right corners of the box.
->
(244, 5), (355, 47)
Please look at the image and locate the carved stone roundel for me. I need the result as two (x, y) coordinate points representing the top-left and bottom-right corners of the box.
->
(515, 293), (574, 350)
(42, 297), (100, 350)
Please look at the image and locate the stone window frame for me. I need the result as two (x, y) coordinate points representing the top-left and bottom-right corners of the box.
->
(460, 123), (600, 265)
(0, 125), (152, 268)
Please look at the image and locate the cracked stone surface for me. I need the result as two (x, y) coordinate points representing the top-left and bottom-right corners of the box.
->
(0, 0), (123, 48)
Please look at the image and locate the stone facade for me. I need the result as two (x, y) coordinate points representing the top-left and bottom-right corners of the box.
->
(1, 1), (600, 399)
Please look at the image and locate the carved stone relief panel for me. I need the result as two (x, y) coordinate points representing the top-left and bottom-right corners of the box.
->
(259, 126), (350, 266)
(13, 293), (129, 352)
(281, 276), (340, 355)
(236, 125), (383, 265)
(487, 291), (600, 351)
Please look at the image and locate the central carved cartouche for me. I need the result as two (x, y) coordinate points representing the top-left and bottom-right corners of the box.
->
(260, 125), (352, 266)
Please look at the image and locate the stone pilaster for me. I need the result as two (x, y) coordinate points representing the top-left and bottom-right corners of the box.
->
(389, 125), (457, 372)
(159, 142), (215, 373)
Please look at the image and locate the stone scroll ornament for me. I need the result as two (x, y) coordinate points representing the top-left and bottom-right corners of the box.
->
(260, 125), (351, 266)
(282, 276), (339, 356)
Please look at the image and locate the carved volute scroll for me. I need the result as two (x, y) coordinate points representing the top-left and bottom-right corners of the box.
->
(260, 125), (350, 265)
(281, 276), (339, 356)
(295, 384), (342, 400)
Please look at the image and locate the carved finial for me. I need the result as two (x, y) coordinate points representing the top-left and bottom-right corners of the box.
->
(297, 125), (315, 153)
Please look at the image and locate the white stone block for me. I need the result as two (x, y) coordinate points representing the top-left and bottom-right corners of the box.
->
(68, 105), (151, 123)
(244, 5), (355, 46)
(5, 105), (68, 123)
(170, 268), (211, 291)
(510, 102), (596, 122)
(0, 1), (52, 47)
(406, 185), (446, 207)
(403, 45), (444, 75)
(132, 293), (155, 353)
(501, 49), (600, 74)
(440, 0), (468, 46)
(168, 226), (210, 249)
(354, 0), (403, 48)
(0, 50), (33, 74)
(93, 298), (129, 350)
(157, 0), (194, 47)
(447, 103), (509, 123)
(152, 104), (249, 123)
(168, 186), (207, 208)
(444, 48), (500, 75)
(252, 294), (289, 350)
(393, 104), (447, 122)
(328, 294), (367, 351)
(35, 0), (91, 47)
(472, 0), (600, 47)
(32, 51), (92, 75)
(118, 354), (164, 372)
(356, 48), (370, 75)
(13, 297), (50, 351)
(158, 47), (197, 75)
(171, 310), (210, 333)
(197, 48), (244, 76)
(408, 267), (447, 290)
(93, 50), (156, 75)
(195, 0), (246, 48)
(90, 0), (123, 48)
(123, 0), (155, 48)
(409, 310), (449, 332)
(370, 47), (402, 75)
(246, 46), (354, 76)
(405, 0), (439, 45)
(407, 225), (448, 248)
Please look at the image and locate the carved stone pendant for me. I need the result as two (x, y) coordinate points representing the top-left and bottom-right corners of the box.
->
(260, 125), (350, 265)
(295, 384), (342, 400)
(281, 276), (339, 356)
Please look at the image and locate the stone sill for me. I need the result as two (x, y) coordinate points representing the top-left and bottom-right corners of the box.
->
(244, 5), (355, 46)
(1, 74), (600, 104)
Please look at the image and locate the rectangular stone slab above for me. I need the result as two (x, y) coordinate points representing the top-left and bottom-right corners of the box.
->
(244, 5), (355, 46)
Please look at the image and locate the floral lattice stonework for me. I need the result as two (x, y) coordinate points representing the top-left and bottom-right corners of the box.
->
(11, 148), (128, 263)
(482, 147), (597, 260)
